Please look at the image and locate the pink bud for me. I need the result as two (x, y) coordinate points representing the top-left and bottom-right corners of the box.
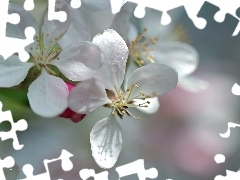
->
(59, 82), (86, 123)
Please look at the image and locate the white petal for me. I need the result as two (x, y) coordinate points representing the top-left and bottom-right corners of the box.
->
(42, 0), (70, 48)
(232, 83), (240, 96)
(135, 97), (160, 114)
(90, 115), (123, 169)
(27, 69), (68, 118)
(82, 9), (115, 41)
(152, 41), (199, 78)
(51, 42), (103, 81)
(178, 76), (209, 93)
(123, 59), (138, 90)
(0, 56), (34, 87)
(110, 2), (135, 42)
(126, 63), (178, 98)
(82, 0), (111, 11)
(7, 3), (39, 54)
(69, 78), (110, 114)
(93, 29), (128, 92)
(58, 2), (90, 48)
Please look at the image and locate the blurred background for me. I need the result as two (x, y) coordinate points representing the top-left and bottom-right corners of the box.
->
(1, 1), (240, 180)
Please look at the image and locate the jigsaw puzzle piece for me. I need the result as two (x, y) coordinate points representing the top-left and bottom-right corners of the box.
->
(21, 164), (51, 180)
(6, 3), (38, 40)
(126, 0), (206, 28)
(0, 1), (20, 38)
(197, 2), (239, 36)
(208, 0), (240, 23)
(69, 0), (81, 9)
(0, 101), (28, 150)
(48, 0), (68, 22)
(44, 149), (74, 171)
(0, 153), (19, 180)
(215, 170), (240, 180)
(20, 149), (74, 180)
(0, 1), (36, 62)
(79, 169), (109, 180)
(24, 0), (35, 11)
(116, 159), (158, 180)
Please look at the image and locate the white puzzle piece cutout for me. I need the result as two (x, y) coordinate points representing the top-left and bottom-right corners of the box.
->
(20, 149), (73, 180)
(0, 101), (28, 150)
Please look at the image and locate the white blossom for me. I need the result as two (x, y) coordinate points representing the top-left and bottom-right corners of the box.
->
(111, 3), (208, 99)
(69, 29), (178, 168)
(0, 0), (103, 118)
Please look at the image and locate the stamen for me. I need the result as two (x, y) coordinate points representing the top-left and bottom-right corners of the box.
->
(130, 27), (159, 66)
(114, 86), (124, 103)
(125, 110), (141, 120)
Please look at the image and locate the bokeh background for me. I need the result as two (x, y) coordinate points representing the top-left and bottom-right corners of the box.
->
(1, 1), (240, 179)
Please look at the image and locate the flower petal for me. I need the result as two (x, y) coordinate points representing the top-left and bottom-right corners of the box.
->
(82, 9), (115, 41)
(81, 0), (111, 11)
(27, 69), (69, 118)
(58, 2), (90, 48)
(126, 63), (178, 98)
(0, 56), (34, 87)
(69, 78), (110, 114)
(90, 115), (123, 169)
(178, 76), (209, 93)
(59, 82), (86, 123)
(135, 97), (160, 114)
(93, 29), (128, 92)
(152, 41), (199, 78)
(51, 42), (103, 81)
(7, 3), (39, 54)
(110, 2), (135, 42)
(41, 0), (70, 48)
(123, 59), (138, 90)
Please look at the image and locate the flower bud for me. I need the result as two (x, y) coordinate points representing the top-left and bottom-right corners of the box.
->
(59, 82), (86, 123)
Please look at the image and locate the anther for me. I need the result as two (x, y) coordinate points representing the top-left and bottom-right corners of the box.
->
(139, 60), (144, 65)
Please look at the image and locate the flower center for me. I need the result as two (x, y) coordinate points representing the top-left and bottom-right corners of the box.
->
(129, 28), (159, 67)
(107, 85), (150, 120)
(29, 33), (62, 74)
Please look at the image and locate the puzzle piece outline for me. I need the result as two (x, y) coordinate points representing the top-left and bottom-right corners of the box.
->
(20, 149), (74, 180)
(119, 0), (240, 36)
(0, 101), (28, 150)
(0, 0), (36, 62)
(0, 155), (16, 180)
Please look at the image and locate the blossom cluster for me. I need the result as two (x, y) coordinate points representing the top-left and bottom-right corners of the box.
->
(0, 0), (202, 168)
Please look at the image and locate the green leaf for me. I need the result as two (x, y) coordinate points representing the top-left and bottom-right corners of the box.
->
(0, 88), (32, 121)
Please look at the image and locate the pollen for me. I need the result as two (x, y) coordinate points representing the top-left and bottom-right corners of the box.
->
(31, 31), (62, 75)
(129, 28), (159, 67)
(109, 84), (150, 120)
